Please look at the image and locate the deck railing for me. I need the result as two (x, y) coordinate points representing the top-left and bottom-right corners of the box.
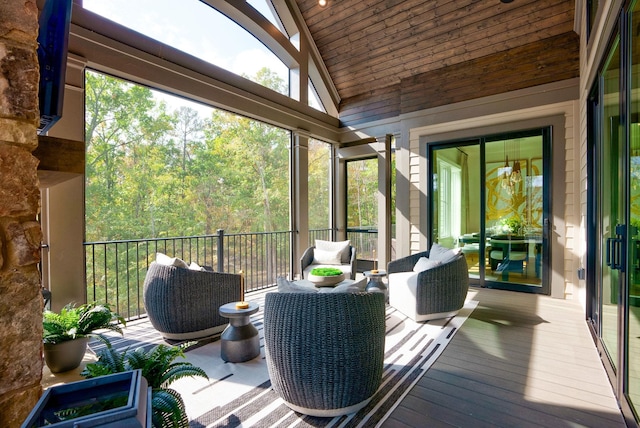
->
(85, 228), (383, 321)
(347, 227), (378, 260)
(308, 228), (332, 244)
(85, 229), (293, 320)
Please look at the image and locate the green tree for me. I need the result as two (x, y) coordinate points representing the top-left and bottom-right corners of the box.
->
(85, 68), (291, 242)
(85, 71), (176, 241)
(308, 139), (330, 230)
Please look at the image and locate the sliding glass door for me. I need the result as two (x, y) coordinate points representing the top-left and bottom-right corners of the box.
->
(628, 2), (640, 413)
(587, 4), (640, 422)
(598, 36), (622, 375)
(430, 130), (550, 294)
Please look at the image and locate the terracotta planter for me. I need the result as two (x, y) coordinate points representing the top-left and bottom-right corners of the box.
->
(43, 337), (90, 373)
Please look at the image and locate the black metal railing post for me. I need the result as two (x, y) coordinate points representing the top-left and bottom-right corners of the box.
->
(217, 229), (225, 272)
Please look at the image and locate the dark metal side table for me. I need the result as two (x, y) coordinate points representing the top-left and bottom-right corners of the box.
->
(364, 270), (388, 302)
(219, 301), (260, 363)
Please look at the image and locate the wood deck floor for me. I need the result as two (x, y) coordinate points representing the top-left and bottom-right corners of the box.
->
(383, 287), (627, 428)
(41, 286), (629, 427)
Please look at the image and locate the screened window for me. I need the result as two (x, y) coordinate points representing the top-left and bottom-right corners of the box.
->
(247, 0), (286, 36)
(85, 69), (291, 241)
(83, 0), (289, 95)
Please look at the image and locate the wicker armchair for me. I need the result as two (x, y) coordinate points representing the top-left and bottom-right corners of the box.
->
(143, 262), (241, 340)
(300, 245), (357, 279)
(388, 251), (469, 322)
(264, 292), (385, 417)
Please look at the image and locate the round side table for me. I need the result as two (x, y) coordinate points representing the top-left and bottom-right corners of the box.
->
(364, 270), (388, 302)
(219, 302), (260, 363)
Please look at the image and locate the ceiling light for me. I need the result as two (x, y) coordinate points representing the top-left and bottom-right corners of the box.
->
(318, 0), (327, 7)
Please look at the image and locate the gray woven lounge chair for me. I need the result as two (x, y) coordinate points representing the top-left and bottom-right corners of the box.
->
(300, 245), (357, 279)
(143, 262), (241, 340)
(388, 251), (469, 322)
(264, 292), (385, 417)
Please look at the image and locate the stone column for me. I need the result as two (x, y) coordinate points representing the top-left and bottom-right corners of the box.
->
(0, 0), (45, 425)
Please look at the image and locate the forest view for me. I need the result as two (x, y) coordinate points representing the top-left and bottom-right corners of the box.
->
(83, 69), (387, 315)
(85, 69), (334, 242)
(85, 69), (385, 245)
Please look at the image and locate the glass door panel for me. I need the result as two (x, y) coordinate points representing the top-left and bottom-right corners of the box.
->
(432, 144), (481, 280)
(430, 131), (548, 293)
(628, 0), (640, 412)
(485, 136), (544, 289)
(600, 37), (621, 371)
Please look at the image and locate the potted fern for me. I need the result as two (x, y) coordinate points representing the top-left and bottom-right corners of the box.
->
(82, 338), (208, 428)
(43, 302), (125, 373)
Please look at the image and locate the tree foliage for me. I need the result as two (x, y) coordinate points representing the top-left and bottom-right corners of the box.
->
(85, 69), (296, 241)
(85, 68), (381, 243)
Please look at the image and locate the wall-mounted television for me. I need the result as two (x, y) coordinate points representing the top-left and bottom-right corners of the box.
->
(37, 0), (73, 135)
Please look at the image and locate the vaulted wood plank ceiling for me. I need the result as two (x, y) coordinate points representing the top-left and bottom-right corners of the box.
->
(294, 0), (578, 124)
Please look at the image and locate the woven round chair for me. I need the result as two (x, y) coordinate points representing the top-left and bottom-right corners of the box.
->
(264, 292), (385, 417)
(388, 251), (469, 322)
(143, 262), (241, 340)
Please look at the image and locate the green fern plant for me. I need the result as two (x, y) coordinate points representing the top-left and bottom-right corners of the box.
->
(82, 337), (208, 428)
(43, 303), (125, 344)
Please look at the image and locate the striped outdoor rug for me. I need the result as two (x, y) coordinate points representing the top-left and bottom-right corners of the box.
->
(90, 289), (478, 428)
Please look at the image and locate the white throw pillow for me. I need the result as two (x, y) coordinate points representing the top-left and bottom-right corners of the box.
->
(428, 243), (461, 264)
(155, 252), (189, 269)
(188, 261), (205, 271)
(315, 239), (351, 263)
(413, 257), (442, 273)
(312, 248), (343, 265)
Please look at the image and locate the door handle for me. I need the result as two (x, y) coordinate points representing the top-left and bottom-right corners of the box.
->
(615, 224), (626, 272)
(543, 218), (550, 240)
(607, 225), (627, 272)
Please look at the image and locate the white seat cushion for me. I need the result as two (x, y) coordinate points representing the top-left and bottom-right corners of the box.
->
(388, 272), (418, 320)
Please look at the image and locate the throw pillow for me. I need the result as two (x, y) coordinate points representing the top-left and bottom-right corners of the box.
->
(315, 239), (351, 264)
(428, 243), (461, 264)
(328, 277), (367, 293)
(155, 252), (189, 269)
(413, 257), (442, 273)
(188, 261), (205, 271)
(276, 276), (317, 293)
(312, 248), (343, 265)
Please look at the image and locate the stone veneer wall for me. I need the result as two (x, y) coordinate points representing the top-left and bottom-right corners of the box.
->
(0, 0), (45, 426)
